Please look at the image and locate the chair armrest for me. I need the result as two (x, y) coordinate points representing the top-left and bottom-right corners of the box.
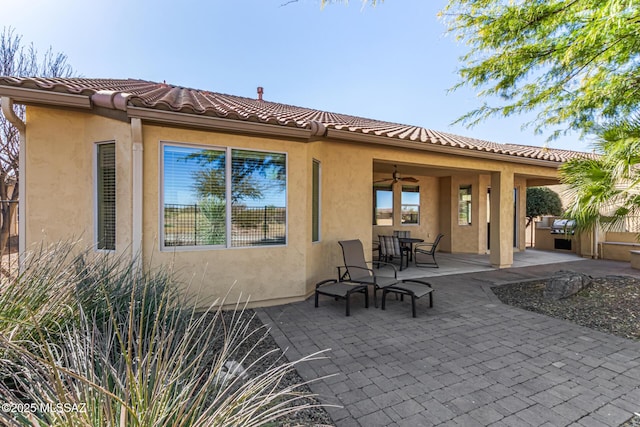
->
(415, 242), (435, 248)
(338, 265), (374, 280)
(366, 260), (398, 278)
(415, 242), (435, 251)
(338, 263), (397, 280)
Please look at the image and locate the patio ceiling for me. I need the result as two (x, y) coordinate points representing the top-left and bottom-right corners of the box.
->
(373, 160), (562, 185)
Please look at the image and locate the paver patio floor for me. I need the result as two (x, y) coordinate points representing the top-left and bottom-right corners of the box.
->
(258, 257), (640, 426)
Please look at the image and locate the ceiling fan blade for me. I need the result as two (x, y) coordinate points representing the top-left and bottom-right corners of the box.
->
(400, 177), (419, 183)
(374, 178), (393, 184)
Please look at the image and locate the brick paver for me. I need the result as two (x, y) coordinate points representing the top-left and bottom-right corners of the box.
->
(258, 258), (640, 426)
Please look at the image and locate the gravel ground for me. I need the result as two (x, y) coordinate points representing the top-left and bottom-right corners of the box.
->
(492, 274), (640, 427)
(492, 275), (640, 341)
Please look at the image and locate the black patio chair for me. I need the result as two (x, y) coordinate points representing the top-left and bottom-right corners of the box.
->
(315, 279), (368, 316)
(393, 230), (410, 238)
(378, 235), (410, 271)
(414, 233), (444, 268)
(381, 281), (434, 318)
(338, 240), (434, 316)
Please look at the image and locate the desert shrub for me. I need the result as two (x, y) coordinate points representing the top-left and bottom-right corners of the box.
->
(198, 197), (226, 245)
(0, 242), (327, 426)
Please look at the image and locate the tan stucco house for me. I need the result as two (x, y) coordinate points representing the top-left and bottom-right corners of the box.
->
(0, 77), (590, 307)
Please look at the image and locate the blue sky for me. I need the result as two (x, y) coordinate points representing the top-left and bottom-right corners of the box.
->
(5, 0), (589, 152)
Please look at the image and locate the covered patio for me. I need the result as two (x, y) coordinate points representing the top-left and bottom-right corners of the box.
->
(386, 248), (585, 280)
(371, 158), (562, 272)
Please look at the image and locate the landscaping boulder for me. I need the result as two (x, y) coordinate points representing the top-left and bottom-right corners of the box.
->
(543, 271), (592, 300)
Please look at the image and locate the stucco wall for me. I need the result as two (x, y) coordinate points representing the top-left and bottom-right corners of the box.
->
(23, 105), (564, 306)
(140, 124), (310, 306)
(25, 107), (133, 255)
(305, 141), (375, 290)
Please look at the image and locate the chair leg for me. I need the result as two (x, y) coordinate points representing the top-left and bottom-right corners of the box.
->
(346, 293), (351, 316)
(315, 292), (319, 308)
(381, 289), (386, 310)
(374, 287), (379, 308)
(364, 287), (369, 308)
(429, 292), (433, 308)
(411, 295), (416, 318)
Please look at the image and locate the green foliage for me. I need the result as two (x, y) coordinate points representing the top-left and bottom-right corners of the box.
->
(0, 242), (328, 427)
(560, 116), (640, 232)
(526, 187), (562, 224)
(198, 196), (227, 245)
(189, 150), (285, 203)
(442, 0), (640, 138)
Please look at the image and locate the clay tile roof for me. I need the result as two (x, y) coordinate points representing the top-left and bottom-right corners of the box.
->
(0, 76), (595, 162)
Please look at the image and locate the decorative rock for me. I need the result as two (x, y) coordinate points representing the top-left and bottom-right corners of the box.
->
(543, 271), (592, 300)
(213, 360), (248, 387)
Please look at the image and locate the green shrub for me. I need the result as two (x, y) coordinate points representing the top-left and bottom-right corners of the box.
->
(198, 197), (226, 245)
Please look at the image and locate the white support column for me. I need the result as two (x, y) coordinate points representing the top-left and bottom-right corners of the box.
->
(490, 170), (514, 268)
(131, 118), (143, 267)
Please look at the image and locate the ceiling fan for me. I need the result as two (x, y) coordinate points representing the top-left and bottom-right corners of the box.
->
(374, 165), (419, 184)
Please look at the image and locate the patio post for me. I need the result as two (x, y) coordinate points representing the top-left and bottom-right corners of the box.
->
(489, 170), (514, 268)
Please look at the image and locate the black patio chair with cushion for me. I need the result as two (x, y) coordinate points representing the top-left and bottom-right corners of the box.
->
(378, 235), (410, 271)
(414, 233), (444, 268)
(338, 239), (434, 316)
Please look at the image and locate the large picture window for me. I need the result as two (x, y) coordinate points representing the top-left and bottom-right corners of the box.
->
(96, 142), (116, 251)
(162, 144), (286, 248)
(401, 185), (420, 224)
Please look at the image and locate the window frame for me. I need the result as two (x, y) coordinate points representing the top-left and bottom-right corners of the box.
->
(401, 185), (420, 225)
(159, 141), (288, 251)
(373, 184), (394, 226)
(458, 184), (472, 226)
(94, 141), (116, 252)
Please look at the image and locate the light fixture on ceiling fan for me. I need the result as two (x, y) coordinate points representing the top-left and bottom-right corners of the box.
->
(374, 165), (419, 184)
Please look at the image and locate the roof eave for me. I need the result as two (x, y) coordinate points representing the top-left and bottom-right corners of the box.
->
(127, 106), (312, 140)
(0, 85), (91, 109)
(325, 129), (563, 168)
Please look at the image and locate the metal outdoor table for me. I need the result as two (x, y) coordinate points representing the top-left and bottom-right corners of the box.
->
(398, 237), (424, 262)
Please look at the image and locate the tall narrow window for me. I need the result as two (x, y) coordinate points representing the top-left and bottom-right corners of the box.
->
(97, 142), (116, 250)
(458, 185), (472, 225)
(374, 185), (393, 226)
(312, 159), (320, 242)
(401, 185), (420, 224)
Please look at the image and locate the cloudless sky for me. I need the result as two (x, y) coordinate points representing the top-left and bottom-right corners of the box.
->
(3, 0), (590, 152)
